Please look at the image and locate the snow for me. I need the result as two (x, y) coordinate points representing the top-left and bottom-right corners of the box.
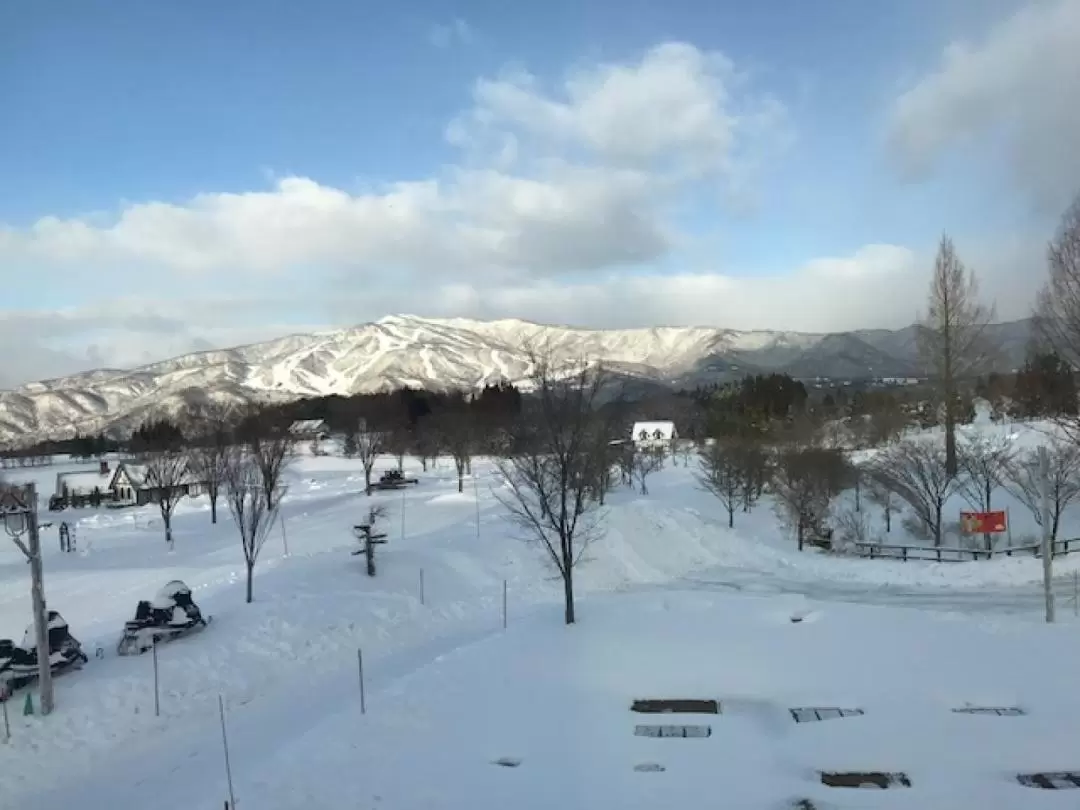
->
(4, 416), (1080, 808)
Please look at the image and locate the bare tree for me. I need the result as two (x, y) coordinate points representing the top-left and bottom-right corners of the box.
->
(439, 406), (475, 494)
(698, 440), (746, 528)
(1005, 439), (1080, 543)
(352, 417), (384, 495)
(957, 432), (1015, 549)
(772, 447), (847, 550)
(917, 235), (997, 475)
(250, 429), (294, 513)
(142, 451), (190, 550)
(183, 400), (235, 524)
(222, 446), (279, 603)
(631, 447), (665, 495)
(496, 356), (607, 625)
(867, 476), (895, 533)
(1036, 194), (1080, 438)
(869, 437), (958, 546)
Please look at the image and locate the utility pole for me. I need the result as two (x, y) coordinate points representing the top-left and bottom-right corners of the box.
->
(1, 483), (53, 713)
(1039, 446), (1055, 624)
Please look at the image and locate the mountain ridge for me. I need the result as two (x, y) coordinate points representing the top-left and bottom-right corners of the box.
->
(0, 314), (1033, 444)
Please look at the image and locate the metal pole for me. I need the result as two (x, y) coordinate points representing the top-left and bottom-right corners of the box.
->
(281, 512), (289, 557)
(218, 695), (236, 810)
(152, 636), (160, 717)
(419, 568), (425, 606)
(1039, 447), (1055, 623)
(473, 467), (481, 541)
(400, 485), (406, 542)
(26, 485), (53, 715)
(1074, 570), (1078, 618)
(502, 579), (507, 630)
(358, 648), (366, 714)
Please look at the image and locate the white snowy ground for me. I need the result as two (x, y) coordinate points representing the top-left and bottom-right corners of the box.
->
(2, 416), (1080, 808)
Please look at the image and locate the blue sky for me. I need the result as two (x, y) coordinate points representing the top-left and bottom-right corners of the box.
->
(1, 0), (1077, 383)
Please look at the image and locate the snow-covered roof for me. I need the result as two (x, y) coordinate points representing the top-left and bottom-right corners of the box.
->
(631, 421), (676, 440)
(289, 419), (329, 435)
(111, 462), (203, 491)
(55, 470), (113, 497)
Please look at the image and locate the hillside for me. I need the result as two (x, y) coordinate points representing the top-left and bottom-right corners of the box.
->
(0, 315), (1032, 442)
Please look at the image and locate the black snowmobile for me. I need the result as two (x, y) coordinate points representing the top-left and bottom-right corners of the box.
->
(0, 611), (89, 692)
(116, 580), (209, 656)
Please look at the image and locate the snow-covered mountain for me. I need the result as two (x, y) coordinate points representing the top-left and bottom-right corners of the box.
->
(0, 314), (1032, 443)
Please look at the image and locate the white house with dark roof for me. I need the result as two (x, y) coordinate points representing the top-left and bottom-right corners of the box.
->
(631, 420), (678, 450)
(289, 419), (330, 440)
(109, 462), (206, 507)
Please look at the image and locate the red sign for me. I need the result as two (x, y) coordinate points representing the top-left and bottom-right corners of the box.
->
(960, 510), (1008, 534)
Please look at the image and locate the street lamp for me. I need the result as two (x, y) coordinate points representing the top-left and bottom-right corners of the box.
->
(0, 483), (53, 714)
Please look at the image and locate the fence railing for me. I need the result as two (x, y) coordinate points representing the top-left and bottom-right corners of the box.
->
(853, 538), (1080, 563)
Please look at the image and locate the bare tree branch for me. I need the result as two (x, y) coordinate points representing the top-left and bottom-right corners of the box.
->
(141, 451), (190, 550)
(222, 444), (279, 603)
(1036, 194), (1080, 440)
(917, 234), (997, 475)
(1005, 439), (1080, 543)
(495, 352), (607, 625)
(956, 432), (1015, 550)
(868, 436), (959, 546)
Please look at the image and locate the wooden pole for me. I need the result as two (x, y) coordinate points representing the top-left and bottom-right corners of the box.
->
(26, 485), (53, 715)
(1039, 447), (1055, 623)
(358, 648), (366, 714)
(218, 695), (236, 810)
(152, 636), (160, 717)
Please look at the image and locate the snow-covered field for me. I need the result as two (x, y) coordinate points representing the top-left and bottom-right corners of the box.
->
(3, 417), (1080, 809)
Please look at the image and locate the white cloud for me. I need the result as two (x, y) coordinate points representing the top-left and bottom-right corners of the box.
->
(2, 36), (1045, 385)
(887, 0), (1080, 210)
(0, 41), (781, 288)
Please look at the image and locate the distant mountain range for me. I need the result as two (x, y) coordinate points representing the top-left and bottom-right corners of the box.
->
(0, 315), (1033, 443)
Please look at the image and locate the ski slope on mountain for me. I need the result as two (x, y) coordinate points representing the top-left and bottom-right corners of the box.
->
(0, 314), (1033, 443)
(3, 415), (1080, 807)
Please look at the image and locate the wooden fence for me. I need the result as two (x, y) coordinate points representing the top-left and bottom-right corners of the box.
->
(854, 538), (1080, 563)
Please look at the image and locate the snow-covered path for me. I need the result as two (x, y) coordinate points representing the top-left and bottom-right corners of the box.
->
(677, 566), (1080, 618)
(21, 601), (546, 810)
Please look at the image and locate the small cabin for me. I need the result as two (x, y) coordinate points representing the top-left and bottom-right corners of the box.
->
(631, 421), (678, 450)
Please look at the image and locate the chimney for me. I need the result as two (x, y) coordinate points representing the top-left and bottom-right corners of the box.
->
(100, 460), (110, 475)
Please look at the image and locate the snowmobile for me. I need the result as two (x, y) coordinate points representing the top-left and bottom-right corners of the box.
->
(0, 611), (89, 692)
(116, 580), (210, 656)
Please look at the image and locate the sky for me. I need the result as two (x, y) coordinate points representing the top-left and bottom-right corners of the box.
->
(1, 0), (1078, 386)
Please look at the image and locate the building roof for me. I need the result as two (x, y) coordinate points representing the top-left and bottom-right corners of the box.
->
(56, 470), (113, 496)
(631, 421), (677, 440)
(110, 461), (203, 491)
(289, 419), (329, 435)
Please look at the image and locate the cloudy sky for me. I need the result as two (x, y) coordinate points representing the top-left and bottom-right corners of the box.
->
(2, 0), (1078, 386)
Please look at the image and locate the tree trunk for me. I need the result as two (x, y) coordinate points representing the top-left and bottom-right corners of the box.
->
(728, 506), (734, 528)
(164, 514), (174, 550)
(210, 492), (218, 524)
(365, 534), (375, 576)
(562, 564), (576, 625)
(797, 518), (805, 551)
(934, 502), (943, 547)
(245, 559), (254, 603)
(458, 469), (464, 493)
(364, 467), (373, 496)
(984, 479), (992, 551)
